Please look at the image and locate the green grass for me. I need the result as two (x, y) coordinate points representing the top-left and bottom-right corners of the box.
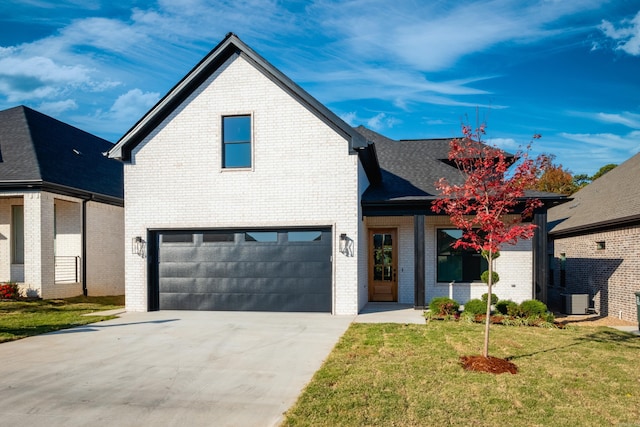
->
(0, 295), (124, 343)
(282, 322), (640, 427)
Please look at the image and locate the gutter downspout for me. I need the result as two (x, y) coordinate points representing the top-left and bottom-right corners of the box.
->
(82, 199), (88, 297)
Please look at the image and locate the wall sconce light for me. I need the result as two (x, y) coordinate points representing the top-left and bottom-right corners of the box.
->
(339, 233), (353, 257)
(132, 236), (146, 258)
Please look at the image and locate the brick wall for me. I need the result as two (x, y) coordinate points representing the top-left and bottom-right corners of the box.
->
(0, 193), (124, 299)
(551, 225), (640, 322)
(124, 53), (363, 314)
(85, 201), (125, 296)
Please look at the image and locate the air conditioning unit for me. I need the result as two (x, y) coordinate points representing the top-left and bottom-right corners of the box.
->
(561, 293), (589, 315)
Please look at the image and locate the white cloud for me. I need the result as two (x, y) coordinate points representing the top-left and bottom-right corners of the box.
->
(595, 111), (640, 128)
(340, 111), (357, 126)
(559, 131), (640, 152)
(38, 99), (77, 115)
(599, 11), (640, 55)
(339, 111), (401, 131)
(487, 137), (519, 150)
(108, 88), (160, 122)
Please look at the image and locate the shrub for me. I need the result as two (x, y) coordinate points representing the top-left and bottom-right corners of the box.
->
(495, 299), (517, 315)
(481, 293), (499, 305)
(0, 282), (21, 300)
(428, 297), (460, 316)
(463, 298), (487, 315)
(518, 299), (548, 318)
(480, 270), (500, 285)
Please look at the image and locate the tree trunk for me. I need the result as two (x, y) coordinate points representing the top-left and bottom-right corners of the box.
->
(483, 252), (493, 358)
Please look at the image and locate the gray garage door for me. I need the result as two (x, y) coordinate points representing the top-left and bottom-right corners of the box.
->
(155, 228), (332, 312)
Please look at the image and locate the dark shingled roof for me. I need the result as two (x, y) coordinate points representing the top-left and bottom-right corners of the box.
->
(0, 106), (123, 205)
(548, 152), (640, 235)
(356, 126), (562, 205)
(356, 126), (463, 202)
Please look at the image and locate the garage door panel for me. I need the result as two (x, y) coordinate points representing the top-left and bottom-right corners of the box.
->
(156, 228), (332, 312)
(160, 292), (331, 312)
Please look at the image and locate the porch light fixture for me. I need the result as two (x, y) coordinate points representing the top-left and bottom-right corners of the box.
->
(339, 233), (354, 257)
(132, 236), (146, 258)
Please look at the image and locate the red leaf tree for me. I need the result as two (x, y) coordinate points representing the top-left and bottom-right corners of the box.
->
(431, 121), (545, 358)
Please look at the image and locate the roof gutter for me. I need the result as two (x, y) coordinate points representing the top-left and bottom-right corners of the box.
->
(0, 180), (123, 207)
(550, 214), (640, 237)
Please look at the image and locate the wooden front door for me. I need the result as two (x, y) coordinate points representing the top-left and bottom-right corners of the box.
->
(368, 229), (398, 302)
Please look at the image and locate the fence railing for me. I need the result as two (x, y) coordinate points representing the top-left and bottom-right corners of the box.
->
(55, 256), (81, 283)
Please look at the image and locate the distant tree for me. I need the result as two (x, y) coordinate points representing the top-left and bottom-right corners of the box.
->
(591, 163), (617, 181)
(533, 155), (576, 195)
(432, 121), (545, 359)
(572, 173), (591, 189)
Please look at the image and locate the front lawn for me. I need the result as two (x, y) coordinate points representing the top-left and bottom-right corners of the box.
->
(283, 322), (640, 426)
(0, 295), (124, 343)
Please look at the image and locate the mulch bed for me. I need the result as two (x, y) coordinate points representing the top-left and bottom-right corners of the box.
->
(460, 355), (518, 374)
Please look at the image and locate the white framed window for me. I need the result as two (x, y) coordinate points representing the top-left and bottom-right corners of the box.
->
(222, 115), (252, 168)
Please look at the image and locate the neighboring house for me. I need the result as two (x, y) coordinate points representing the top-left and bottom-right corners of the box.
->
(0, 106), (124, 299)
(548, 152), (640, 322)
(108, 33), (563, 314)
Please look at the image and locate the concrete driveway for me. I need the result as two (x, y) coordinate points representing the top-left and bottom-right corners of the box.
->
(0, 311), (353, 427)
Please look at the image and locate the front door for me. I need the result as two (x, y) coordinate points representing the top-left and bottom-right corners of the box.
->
(368, 229), (398, 302)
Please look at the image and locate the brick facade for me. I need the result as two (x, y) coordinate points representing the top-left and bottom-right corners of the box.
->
(550, 225), (640, 322)
(0, 191), (124, 299)
(123, 53), (365, 314)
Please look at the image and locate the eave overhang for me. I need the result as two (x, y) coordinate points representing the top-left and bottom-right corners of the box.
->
(0, 180), (124, 207)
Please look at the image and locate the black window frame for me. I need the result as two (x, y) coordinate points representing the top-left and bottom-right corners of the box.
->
(436, 228), (488, 283)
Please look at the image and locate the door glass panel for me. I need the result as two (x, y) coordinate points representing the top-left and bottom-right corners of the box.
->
(372, 233), (393, 282)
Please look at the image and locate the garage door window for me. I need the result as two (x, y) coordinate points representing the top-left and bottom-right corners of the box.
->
(203, 232), (235, 243)
(162, 233), (193, 243)
(288, 231), (323, 242)
(245, 231), (278, 242)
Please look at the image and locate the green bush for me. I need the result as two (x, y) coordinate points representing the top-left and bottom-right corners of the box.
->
(480, 270), (500, 285)
(518, 299), (548, 318)
(481, 293), (499, 305)
(495, 299), (517, 315)
(463, 299), (487, 315)
(428, 297), (460, 316)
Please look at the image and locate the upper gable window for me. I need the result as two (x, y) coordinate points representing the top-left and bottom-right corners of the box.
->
(222, 115), (252, 168)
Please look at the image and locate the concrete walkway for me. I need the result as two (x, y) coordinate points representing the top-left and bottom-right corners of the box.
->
(0, 311), (353, 427)
(355, 302), (426, 324)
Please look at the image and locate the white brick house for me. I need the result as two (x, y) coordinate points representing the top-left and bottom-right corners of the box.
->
(109, 33), (562, 314)
(0, 106), (124, 299)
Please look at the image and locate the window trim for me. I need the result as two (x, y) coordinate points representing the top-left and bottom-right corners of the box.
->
(11, 205), (25, 265)
(221, 113), (253, 170)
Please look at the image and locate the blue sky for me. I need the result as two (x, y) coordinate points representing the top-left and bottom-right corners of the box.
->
(1, 0), (639, 175)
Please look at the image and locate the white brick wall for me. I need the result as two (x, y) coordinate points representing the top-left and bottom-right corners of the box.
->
(365, 215), (535, 306)
(124, 53), (363, 314)
(0, 192), (124, 299)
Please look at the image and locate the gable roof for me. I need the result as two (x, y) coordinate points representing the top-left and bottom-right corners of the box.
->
(357, 126), (565, 215)
(108, 32), (368, 162)
(0, 106), (123, 205)
(548, 152), (640, 236)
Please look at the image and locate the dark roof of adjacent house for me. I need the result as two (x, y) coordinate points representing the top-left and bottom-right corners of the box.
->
(0, 105), (123, 205)
(108, 32), (369, 164)
(357, 126), (563, 215)
(548, 152), (640, 236)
